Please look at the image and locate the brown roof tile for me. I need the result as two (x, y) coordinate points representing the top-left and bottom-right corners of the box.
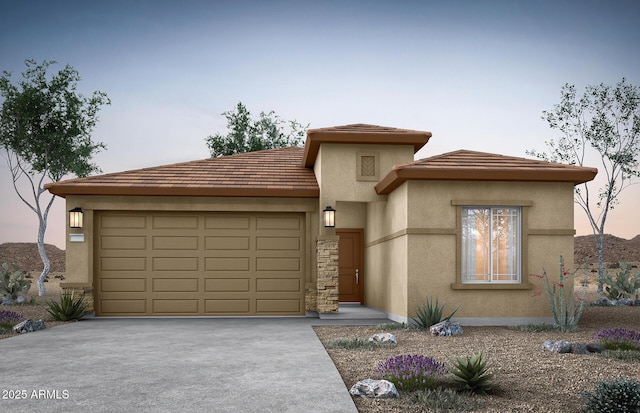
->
(302, 123), (432, 167)
(45, 147), (319, 198)
(375, 150), (598, 194)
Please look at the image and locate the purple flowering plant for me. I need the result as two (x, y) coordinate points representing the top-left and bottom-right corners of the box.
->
(0, 309), (22, 330)
(374, 354), (447, 391)
(593, 328), (640, 351)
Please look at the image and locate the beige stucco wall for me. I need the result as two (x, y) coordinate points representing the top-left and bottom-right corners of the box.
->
(62, 195), (319, 295)
(364, 185), (410, 318)
(315, 143), (413, 237)
(362, 179), (576, 324)
(335, 201), (366, 229)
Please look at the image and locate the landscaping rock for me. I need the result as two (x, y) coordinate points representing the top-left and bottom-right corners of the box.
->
(368, 333), (397, 344)
(13, 319), (47, 334)
(429, 320), (463, 336)
(349, 379), (399, 398)
(1, 296), (15, 305)
(586, 343), (605, 353)
(593, 297), (637, 306)
(570, 342), (590, 355)
(542, 339), (604, 354)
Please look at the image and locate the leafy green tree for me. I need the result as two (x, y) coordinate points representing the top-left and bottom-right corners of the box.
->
(205, 102), (308, 157)
(0, 59), (110, 295)
(528, 79), (640, 292)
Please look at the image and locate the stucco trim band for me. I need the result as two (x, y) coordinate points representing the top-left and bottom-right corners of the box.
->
(366, 227), (456, 248)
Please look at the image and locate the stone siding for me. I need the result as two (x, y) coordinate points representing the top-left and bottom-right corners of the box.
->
(316, 238), (339, 313)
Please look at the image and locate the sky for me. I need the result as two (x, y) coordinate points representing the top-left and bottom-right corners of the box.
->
(1, 0), (639, 250)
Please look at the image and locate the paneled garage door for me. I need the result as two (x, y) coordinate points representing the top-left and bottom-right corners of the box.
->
(94, 211), (305, 316)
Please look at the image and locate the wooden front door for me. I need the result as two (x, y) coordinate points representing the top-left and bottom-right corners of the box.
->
(337, 229), (364, 303)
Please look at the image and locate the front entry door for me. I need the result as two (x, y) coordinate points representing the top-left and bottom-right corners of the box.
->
(337, 229), (364, 303)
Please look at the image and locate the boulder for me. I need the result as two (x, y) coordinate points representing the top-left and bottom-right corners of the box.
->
(542, 339), (604, 354)
(349, 379), (399, 398)
(586, 343), (605, 353)
(368, 333), (397, 344)
(429, 320), (463, 336)
(570, 343), (590, 355)
(13, 319), (47, 334)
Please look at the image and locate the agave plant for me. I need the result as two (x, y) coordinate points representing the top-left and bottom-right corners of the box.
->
(411, 295), (461, 329)
(447, 352), (497, 395)
(46, 289), (89, 321)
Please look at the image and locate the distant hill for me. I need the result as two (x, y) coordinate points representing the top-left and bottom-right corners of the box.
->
(574, 234), (640, 264)
(0, 243), (65, 272)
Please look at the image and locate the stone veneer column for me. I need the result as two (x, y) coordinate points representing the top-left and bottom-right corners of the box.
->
(316, 237), (339, 313)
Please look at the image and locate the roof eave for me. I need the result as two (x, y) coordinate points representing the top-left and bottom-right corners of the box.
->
(375, 167), (598, 195)
(45, 186), (320, 199)
(302, 131), (432, 167)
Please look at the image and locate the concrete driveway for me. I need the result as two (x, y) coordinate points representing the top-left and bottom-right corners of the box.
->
(0, 318), (372, 413)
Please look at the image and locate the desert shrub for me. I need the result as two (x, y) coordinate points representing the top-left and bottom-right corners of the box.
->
(529, 255), (586, 332)
(46, 289), (89, 321)
(408, 387), (477, 412)
(599, 349), (640, 363)
(376, 322), (420, 331)
(0, 309), (22, 332)
(411, 295), (461, 329)
(375, 354), (447, 391)
(324, 337), (395, 350)
(601, 262), (640, 300)
(447, 352), (497, 395)
(510, 323), (563, 332)
(580, 377), (640, 413)
(0, 262), (31, 300)
(593, 328), (640, 351)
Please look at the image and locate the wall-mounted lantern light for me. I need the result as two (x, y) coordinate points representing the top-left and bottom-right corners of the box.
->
(69, 207), (84, 229)
(323, 206), (336, 228)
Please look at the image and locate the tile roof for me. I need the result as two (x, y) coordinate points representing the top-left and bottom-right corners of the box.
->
(45, 146), (319, 198)
(375, 149), (598, 194)
(303, 123), (432, 167)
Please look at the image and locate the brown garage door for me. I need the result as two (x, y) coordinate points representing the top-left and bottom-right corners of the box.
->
(94, 211), (305, 316)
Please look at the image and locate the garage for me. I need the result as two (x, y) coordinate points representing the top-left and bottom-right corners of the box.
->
(94, 211), (306, 316)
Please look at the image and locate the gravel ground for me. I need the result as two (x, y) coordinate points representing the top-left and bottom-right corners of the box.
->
(314, 285), (640, 413)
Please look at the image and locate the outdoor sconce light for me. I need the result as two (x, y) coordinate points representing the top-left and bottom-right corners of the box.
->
(323, 206), (336, 228)
(69, 207), (84, 229)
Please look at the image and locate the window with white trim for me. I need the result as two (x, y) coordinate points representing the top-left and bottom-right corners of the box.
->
(461, 206), (521, 283)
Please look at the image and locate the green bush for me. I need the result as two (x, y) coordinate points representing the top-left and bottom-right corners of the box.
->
(46, 289), (89, 321)
(411, 295), (461, 329)
(580, 377), (640, 413)
(510, 323), (563, 332)
(601, 262), (640, 300)
(324, 337), (395, 350)
(376, 322), (420, 331)
(447, 352), (497, 395)
(599, 349), (640, 363)
(0, 262), (31, 300)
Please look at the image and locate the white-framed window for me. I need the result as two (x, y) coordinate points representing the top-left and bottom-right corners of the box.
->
(461, 206), (521, 283)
